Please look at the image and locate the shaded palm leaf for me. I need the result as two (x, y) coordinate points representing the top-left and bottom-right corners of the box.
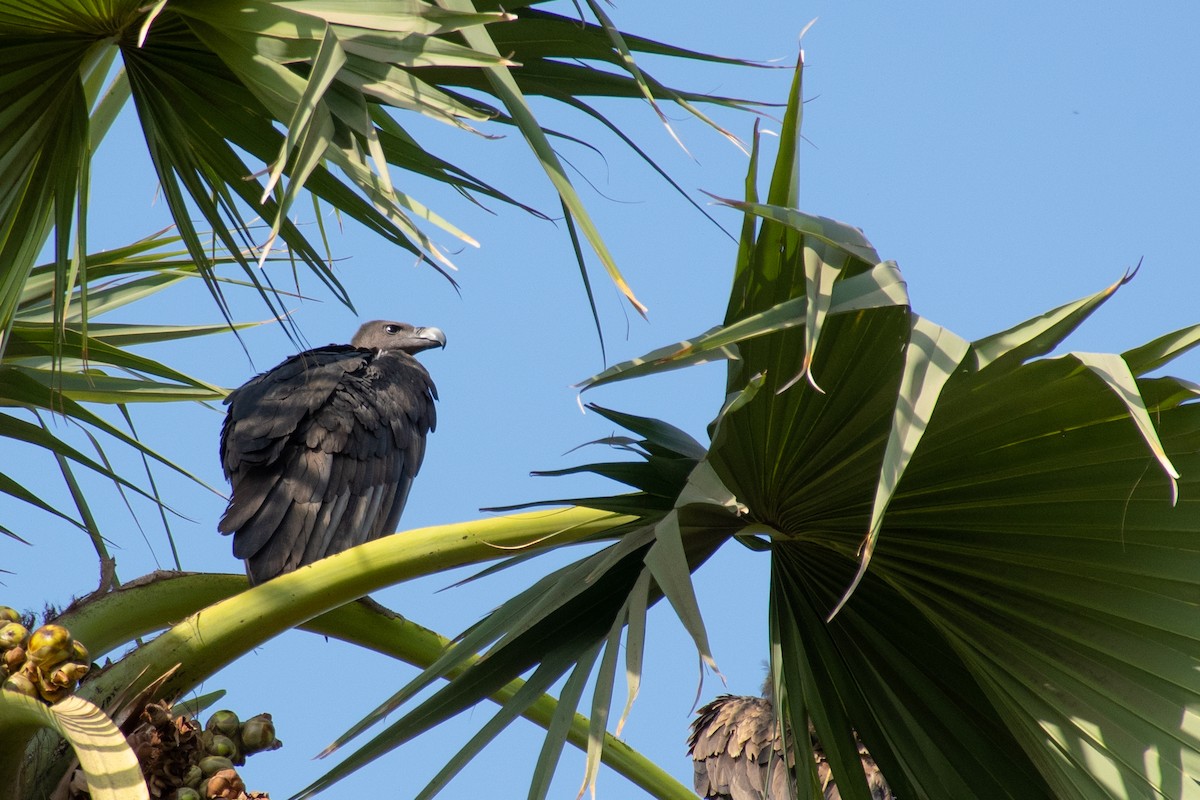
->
(323, 53), (1200, 800)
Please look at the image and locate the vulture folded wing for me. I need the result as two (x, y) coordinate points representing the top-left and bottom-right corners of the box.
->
(220, 347), (364, 474)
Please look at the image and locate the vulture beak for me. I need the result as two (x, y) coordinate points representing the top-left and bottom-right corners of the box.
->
(414, 326), (447, 350)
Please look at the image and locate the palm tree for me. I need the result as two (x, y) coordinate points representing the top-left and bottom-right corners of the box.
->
(4, 4), (1200, 800)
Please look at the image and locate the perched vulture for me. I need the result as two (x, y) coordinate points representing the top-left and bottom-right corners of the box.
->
(688, 691), (894, 800)
(219, 320), (444, 584)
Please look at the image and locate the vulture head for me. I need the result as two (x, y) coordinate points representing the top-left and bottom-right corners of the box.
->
(352, 320), (447, 354)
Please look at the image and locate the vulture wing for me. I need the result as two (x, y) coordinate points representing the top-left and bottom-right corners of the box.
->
(219, 344), (437, 583)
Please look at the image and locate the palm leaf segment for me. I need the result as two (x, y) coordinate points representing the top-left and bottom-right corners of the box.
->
(299, 403), (730, 799)
(0, 231), (237, 546)
(317, 57), (1200, 799)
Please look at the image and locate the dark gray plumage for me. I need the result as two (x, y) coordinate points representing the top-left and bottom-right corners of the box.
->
(219, 320), (444, 584)
(688, 693), (894, 800)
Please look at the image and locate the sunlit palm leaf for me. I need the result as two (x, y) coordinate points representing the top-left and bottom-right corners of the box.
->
(575, 258), (908, 391)
(0, 25), (93, 351)
(1, 0), (760, 358)
(0, 692), (148, 800)
(838, 335), (1200, 799)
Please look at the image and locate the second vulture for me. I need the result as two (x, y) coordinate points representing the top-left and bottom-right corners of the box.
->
(689, 689), (895, 800)
(219, 320), (444, 584)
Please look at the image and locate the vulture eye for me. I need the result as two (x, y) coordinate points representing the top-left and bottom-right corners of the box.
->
(384, 324), (403, 335)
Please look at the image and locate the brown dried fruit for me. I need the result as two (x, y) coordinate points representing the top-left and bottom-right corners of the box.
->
(203, 768), (245, 799)
(126, 700), (205, 798)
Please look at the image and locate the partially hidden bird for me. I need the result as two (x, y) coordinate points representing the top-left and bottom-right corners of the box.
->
(688, 687), (894, 800)
(219, 320), (445, 584)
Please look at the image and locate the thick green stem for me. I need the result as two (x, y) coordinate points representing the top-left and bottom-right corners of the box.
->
(50, 508), (693, 799)
(79, 508), (627, 707)
(67, 580), (691, 799)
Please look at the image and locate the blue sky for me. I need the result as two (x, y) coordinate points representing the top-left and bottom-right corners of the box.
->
(7, 3), (1200, 797)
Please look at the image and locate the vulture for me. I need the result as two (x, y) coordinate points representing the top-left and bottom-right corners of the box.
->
(688, 690), (894, 800)
(219, 320), (444, 584)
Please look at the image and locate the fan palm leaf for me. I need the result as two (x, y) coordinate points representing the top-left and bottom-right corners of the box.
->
(320, 53), (1200, 799)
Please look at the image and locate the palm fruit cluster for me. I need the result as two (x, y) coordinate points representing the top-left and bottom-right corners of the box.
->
(102, 700), (281, 800)
(0, 609), (90, 704)
(0, 608), (280, 799)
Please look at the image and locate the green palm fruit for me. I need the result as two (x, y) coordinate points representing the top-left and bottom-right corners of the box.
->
(239, 713), (280, 754)
(0, 607), (19, 624)
(202, 729), (245, 766)
(0, 621), (27, 649)
(197, 755), (234, 777)
(70, 640), (89, 664)
(0, 622), (27, 677)
(205, 709), (240, 739)
(206, 733), (239, 760)
(174, 788), (201, 800)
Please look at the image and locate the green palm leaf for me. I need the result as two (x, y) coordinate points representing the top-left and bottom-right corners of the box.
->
(708, 58), (1200, 799)
(0, 692), (148, 800)
(324, 53), (1200, 800)
(303, 404), (728, 798)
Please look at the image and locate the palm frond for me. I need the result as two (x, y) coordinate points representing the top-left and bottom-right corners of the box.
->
(0, 0), (762, 355)
(707, 56), (1200, 800)
(303, 403), (733, 798)
(327, 52), (1200, 800)
(0, 230), (256, 545)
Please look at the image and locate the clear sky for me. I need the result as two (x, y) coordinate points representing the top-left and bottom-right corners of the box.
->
(7, 3), (1200, 798)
